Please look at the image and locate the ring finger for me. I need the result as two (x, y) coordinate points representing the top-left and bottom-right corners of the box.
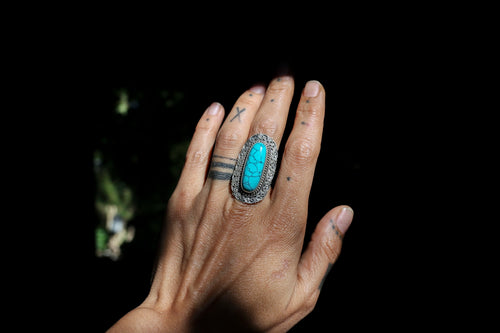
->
(206, 85), (266, 189)
(227, 76), (295, 205)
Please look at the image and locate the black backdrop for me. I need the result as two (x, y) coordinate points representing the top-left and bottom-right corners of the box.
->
(62, 41), (414, 331)
(22, 9), (478, 330)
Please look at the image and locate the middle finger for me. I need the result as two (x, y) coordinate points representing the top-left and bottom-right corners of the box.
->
(248, 76), (295, 148)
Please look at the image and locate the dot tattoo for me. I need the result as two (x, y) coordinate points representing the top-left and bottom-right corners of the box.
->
(330, 219), (343, 240)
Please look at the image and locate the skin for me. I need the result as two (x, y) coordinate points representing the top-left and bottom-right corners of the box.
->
(107, 77), (354, 332)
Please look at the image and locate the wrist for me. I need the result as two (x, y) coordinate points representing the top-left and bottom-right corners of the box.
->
(107, 306), (190, 333)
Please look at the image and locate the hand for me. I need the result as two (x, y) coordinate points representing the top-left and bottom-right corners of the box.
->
(107, 76), (354, 332)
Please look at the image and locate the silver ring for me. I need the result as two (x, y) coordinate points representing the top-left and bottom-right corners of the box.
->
(231, 133), (278, 204)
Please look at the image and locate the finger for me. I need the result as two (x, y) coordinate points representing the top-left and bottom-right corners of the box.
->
(271, 80), (325, 209)
(248, 76), (294, 148)
(220, 77), (293, 207)
(297, 206), (353, 297)
(176, 102), (224, 195)
(207, 85), (265, 187)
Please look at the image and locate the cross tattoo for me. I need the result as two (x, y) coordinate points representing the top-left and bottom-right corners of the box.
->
(230, 107), (246, 123)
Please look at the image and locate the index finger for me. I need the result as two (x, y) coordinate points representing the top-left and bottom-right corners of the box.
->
(271, 80), (325, 213)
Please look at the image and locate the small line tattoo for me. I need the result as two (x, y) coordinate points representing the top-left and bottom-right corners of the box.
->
(301, 121), (307, 125)
(287, 176), (291, 181)
(211, 161), (236, 170)
(208, 155), (236, 181)
(208, 170), (233, 180)
(319, 263), (333, 290)
(206, 118), (210, 121)
(270, 98), (275, 102)
(230, 107), (246, 123)
(306, 99), (310, 103)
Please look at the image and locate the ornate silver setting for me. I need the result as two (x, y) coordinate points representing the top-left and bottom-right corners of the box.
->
(231, 133), (278, 204)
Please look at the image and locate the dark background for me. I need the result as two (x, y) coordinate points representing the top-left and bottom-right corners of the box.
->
(55, 36), (426, 331)
(7, 2), (484, 328)
(23, 9), (482, 331)
(96, 57), (364, 332)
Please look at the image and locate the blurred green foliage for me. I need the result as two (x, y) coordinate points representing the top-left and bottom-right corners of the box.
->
(95, 227), (108, 252)
(94, 86), (191, 259)
(95, 150), (135, 222)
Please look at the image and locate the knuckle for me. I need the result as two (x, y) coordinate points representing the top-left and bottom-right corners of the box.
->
(297, 101), (323, 119)
(285, 138), (318, 166)
(216, 131), (242, 149)
(170, 187), (194, 208)
(269, 208), (304, 241)
(196, 118), (212, 131)
(266, 217), (288, 238)
(267, 80), (292, 95)
(324, 235), (342, 262)
(222, 200), (253, 229)
(185, 149), (209, 168)
(303, 291), (319, 314)
(252, 118), (278, 137)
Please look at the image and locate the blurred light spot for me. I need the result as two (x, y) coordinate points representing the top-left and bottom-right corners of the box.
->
(116, 90), (129, 115)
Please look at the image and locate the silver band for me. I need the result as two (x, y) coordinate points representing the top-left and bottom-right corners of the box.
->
(231, 133), (278, 204)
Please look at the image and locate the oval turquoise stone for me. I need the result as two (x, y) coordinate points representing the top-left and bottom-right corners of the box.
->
(242, 142), (267, 192)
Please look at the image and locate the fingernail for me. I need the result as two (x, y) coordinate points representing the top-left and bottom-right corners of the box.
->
(335, 206), (354, 235)
(207, 102), (221, 116)
(249, 84), (266, 95)
(303, 80), (320, 97)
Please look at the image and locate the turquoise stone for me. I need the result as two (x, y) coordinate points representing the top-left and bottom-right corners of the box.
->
(242, 142), (267, 192)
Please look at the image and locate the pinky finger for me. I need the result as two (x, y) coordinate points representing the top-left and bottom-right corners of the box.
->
(175, 102), (224, 195)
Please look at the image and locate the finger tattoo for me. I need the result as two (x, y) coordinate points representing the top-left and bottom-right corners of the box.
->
(330, 219), (343, 240)
(230, 107), (246, 123)
(319, 263), (333, 290)
(208, 155), (236, 181)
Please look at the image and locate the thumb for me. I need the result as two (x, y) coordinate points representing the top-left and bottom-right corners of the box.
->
(297, 205), (354, 294)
